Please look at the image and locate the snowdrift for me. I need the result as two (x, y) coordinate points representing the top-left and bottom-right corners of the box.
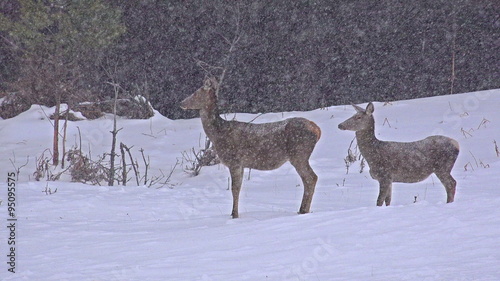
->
(1, 90), (499, 280)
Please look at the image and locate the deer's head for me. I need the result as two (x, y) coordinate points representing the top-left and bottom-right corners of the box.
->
(338, 102), (375, 131)
(180, 77), (219, 110)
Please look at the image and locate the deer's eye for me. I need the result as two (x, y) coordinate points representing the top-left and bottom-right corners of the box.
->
(356, 116), (362, 120)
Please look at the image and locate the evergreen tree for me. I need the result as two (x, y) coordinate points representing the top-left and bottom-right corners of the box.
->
(0, 0), (125, 165)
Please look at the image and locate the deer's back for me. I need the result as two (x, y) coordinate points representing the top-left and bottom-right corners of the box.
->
(212, 117), (320, 170)
(364, 135), (459, 183)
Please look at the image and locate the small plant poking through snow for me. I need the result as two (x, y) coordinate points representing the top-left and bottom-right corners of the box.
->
(42, 183), (57, 195)
(461, 127), (473, 138)
(464, 151), (490, 172)
(477, 118), (490, 129)
(343, 137), (365, 174)
(9, 153), (28, 181)
(344, 138), (357, 174)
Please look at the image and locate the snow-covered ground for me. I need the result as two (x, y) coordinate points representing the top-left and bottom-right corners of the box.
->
(1, 89), (499, 280)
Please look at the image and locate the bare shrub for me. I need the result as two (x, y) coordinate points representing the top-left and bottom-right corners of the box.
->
(120, 143), (178, 187)
(181, 137), (220, 176)
(72, 97), (154, 120)
(33, 150), (52, 181)
(32, 144), (174, 187)
(72, 103), (104, 119)
(0, 92), (32, 119)
(33, 149), (69, 181)
(49, 111), (83, 121)
(66, 149), (113, 185)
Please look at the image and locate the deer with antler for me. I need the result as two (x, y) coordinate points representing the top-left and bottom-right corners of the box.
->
(338, 102), (459, 206)
(181, 78), (321, 218)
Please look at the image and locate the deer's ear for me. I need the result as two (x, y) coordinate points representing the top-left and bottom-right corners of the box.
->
(366, 102), (374, 115)
(203, 78), (212, 89)
(203, 77), (219, 91)
(352, 103), (365, 113)
(209, 77), (219, 90)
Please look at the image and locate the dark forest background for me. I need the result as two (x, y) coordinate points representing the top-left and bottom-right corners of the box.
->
(1, 0), (498, 119)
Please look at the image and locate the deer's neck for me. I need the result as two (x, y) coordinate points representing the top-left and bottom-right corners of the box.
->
(199, 102), (225, 142)
(355, 119), (382, 162)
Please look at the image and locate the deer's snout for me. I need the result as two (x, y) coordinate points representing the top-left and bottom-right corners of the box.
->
(180, 97), (189, 110)
(338, 123), (346, 130)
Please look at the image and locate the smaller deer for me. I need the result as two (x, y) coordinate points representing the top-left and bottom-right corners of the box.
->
(181, 77), (321, 218)
(338, 102), (459, 206)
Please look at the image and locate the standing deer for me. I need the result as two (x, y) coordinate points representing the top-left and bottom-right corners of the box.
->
(338, 102), (459, 206)
(180, 77), (321, 218)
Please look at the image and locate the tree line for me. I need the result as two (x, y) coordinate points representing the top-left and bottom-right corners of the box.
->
(1, 0), (498, 120)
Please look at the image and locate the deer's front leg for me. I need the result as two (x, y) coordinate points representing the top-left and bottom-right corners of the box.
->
(229, 166), (244, 219)
(376, 178), (392, 206)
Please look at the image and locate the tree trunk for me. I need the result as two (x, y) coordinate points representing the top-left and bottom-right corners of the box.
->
(120, 142), (127, 186)
(108, 84), (119, 186)
(52, 95), (60, 166)
(61, 107), (69, 169)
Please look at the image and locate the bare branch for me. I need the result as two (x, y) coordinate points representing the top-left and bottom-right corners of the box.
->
(195, 3), (243, 97)
(248, 113), (264, 123)
(121, 143), (139, 185)
(139, 148), (150, 185)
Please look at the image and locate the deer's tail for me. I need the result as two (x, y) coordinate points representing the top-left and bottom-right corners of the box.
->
(450, 139), (460, 152)
(306, 120), (321, 142)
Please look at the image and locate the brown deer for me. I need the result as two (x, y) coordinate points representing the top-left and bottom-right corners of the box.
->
(181, 77), (321, 218)
(338, 102), (459, 206)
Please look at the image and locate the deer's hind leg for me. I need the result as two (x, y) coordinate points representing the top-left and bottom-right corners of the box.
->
(377, 178), (392, 206)
(291, 159), (318, 214)
(287, 121), (319, 214)
(229, 166), (244, 218)
(435, 171), (456, 203)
